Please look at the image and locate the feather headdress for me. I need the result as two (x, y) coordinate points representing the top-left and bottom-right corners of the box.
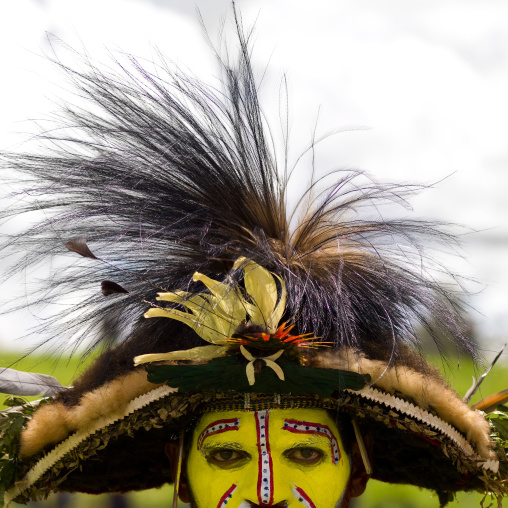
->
(1, 19), (473, 372)
(1, 9), (506, 507)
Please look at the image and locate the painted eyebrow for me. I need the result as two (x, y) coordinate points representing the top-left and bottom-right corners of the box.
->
(284, 436), (323, 449)
(200, 442), (243, 451)
(282, 419), (340, 464)
(198, 418), (240, 449)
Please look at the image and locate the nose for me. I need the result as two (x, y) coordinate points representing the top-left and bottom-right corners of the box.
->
(239, 483), (290, 507)
(236, 467), (292, 507)
(236, 410), (294, 508)
(237, 463), (291, 507)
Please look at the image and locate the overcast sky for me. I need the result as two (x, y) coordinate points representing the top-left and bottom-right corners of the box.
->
(1, 0), (508, 357)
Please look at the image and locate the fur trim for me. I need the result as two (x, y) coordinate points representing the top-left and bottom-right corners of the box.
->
(20, 348), (493, 462)
(18, 403), (71, 458)
(8, 385), (180, 506)
(308, 348), (493, 459)
(20, 369), (160, 457)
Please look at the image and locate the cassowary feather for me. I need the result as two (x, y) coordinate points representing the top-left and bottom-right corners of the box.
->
(0, 13), (476, 401)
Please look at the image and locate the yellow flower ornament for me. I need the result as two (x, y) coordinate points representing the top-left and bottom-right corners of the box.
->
(135, 257), (367, 396)
(134, 257), (287, 366)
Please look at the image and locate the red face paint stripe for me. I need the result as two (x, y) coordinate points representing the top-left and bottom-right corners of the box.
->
(217, 484), (237, 508)
(266, 412), (274, 506)
(283, 419), (340, 464)
(255, 412), (263, 505)
(255, 410), (273, 506)
(292, 486), (317, 508)
(198, 418), (240, 449)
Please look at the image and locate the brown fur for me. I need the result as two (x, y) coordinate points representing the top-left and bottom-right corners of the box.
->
(20, 348), (493, 461)
(54, 321), (204, 408)
(19, 403), (71, 458)
(20, 369), (161, 457)
(307, 348), (493, 459)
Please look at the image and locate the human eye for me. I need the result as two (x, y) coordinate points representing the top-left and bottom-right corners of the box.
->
(285, 447), (324, 466)
(205, 448), (250, 468)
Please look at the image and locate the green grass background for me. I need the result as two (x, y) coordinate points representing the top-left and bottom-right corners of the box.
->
(1, 351), (506, 508)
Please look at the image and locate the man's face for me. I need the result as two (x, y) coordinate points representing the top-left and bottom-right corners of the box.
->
(186, 408), (351, 508)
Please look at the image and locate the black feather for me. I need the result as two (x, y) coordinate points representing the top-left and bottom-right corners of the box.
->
(101, 281), (129, 296)
(66, 238), (98, 260)
(0, 9), (478, 379)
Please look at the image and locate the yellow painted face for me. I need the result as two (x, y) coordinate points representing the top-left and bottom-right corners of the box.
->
(187, 408), (350, 508)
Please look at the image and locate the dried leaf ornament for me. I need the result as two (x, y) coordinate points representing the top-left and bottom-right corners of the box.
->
(135, 257), (287, 365)
(65, 238), (98, 260)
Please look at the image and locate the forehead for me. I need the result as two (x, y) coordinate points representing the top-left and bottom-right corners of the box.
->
(193, 407), (341, 445)
(197, 408), (336, 426)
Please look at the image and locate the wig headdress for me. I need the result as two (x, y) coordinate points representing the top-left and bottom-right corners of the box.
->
(1, 10), (507, 508)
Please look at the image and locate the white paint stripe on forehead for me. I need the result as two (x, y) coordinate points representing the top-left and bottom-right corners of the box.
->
(282, 419), (340, 464)
(197, 418), (240, 450)
(255, 410), (273, 506)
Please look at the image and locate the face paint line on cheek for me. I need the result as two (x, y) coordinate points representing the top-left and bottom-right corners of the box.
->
(216, 484), (237, 508)
(197, 418), (240, 450)
(190, 409), (349, 508)
(292, 486), (317, 508)
(282, 419), (340, 464)
(255, 410), (274, 506)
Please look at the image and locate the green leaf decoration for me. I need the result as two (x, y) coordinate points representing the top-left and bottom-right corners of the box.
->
(488, 410), (508, 442)
(0, 399), (40, 496)
(146, 355), (370, 397)
(0, 459), (17, 490)
(492, 417), (508, 442)
(2, 397), (26, 408)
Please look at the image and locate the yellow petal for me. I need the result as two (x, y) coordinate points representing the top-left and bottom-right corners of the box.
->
(268, 274), (287, 331)
(242, 260), (281, 332)
(192, 272), (246, 323)
(133, 345), (227, 366)
(144, 307), (230, 344)
(155, 290), (192, 302)
(144, 258), (287, 345)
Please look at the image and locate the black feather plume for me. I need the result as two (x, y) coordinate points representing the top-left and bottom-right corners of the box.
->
(66, 238), (98, 260)
(101, 281), (129, 296)
(0, 8), (477, 385)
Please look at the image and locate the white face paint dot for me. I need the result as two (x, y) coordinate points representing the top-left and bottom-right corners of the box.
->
(255, 411), (273, 506)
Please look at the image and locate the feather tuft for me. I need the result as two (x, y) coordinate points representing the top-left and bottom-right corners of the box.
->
(0, 368), (65, 397)
(101, 281), (129, 296)
(0, 10), (478, 399)
(65, 238), (98, 260)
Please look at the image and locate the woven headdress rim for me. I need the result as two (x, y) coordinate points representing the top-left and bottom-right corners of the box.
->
(6, 381), (498, 505)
